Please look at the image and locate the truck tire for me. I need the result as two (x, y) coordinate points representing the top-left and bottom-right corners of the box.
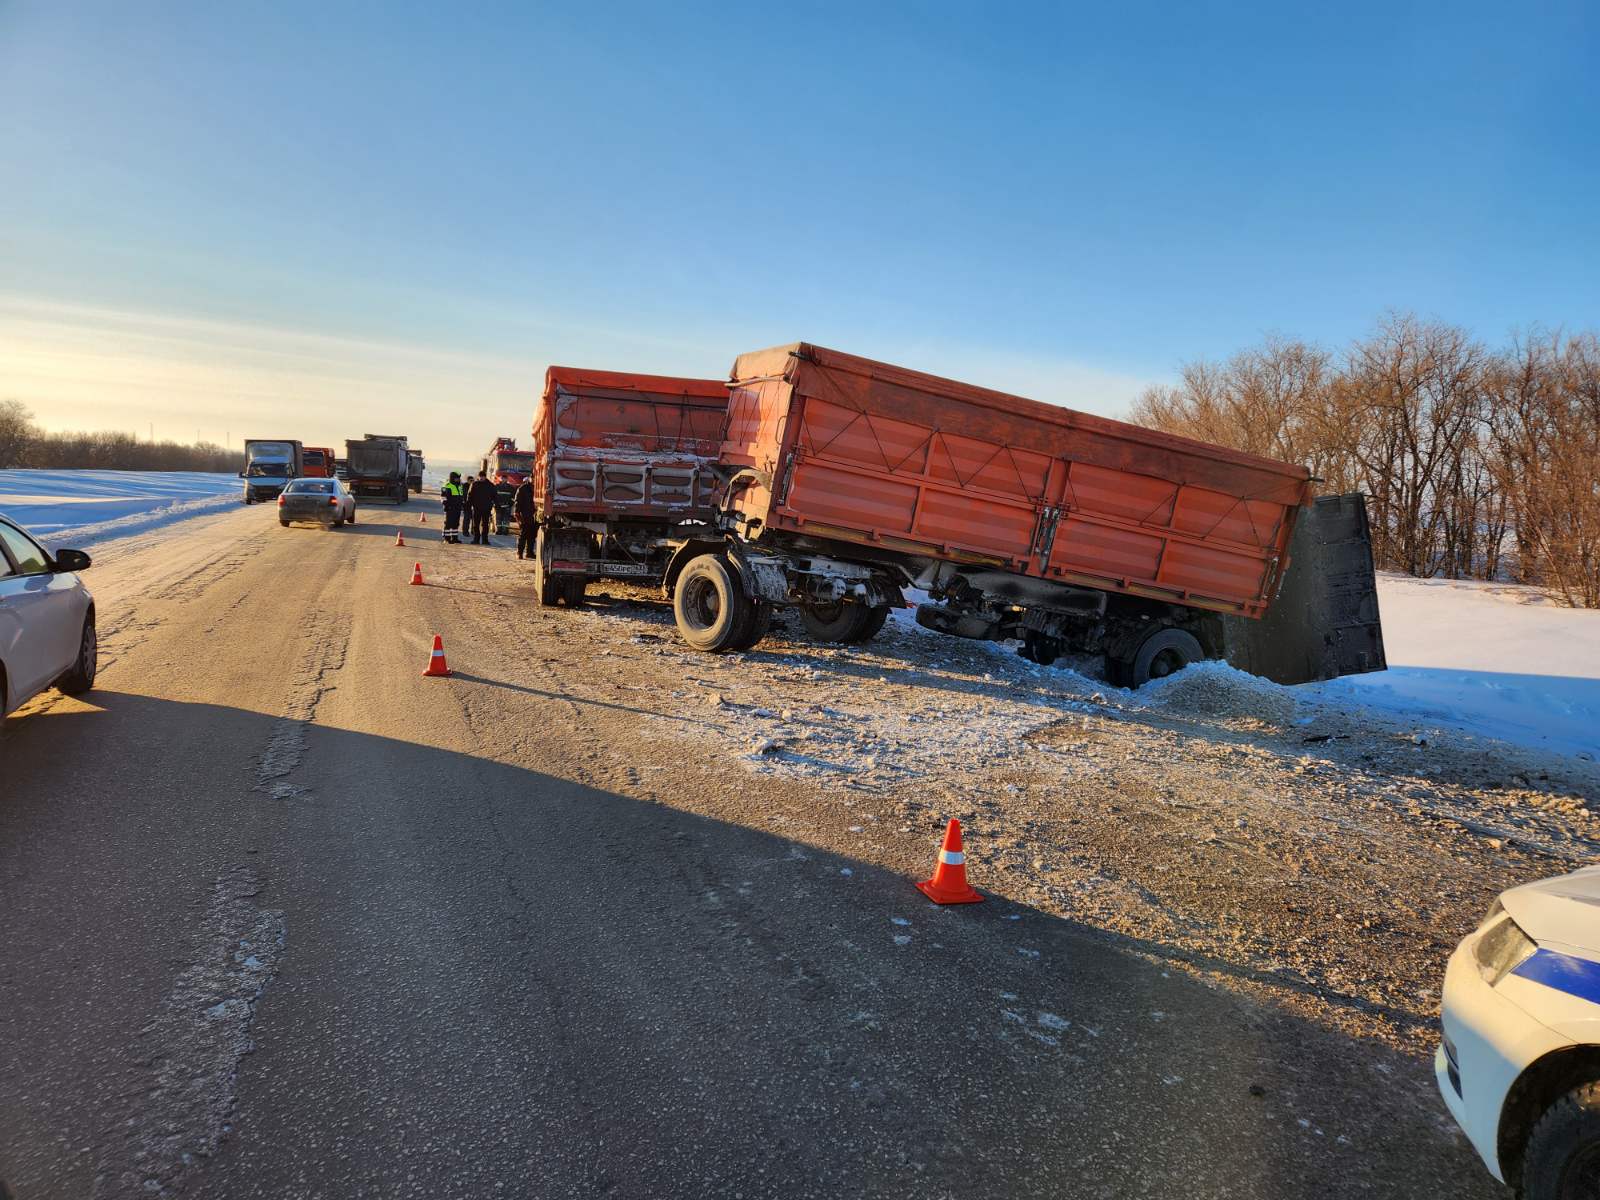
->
(673, 553), (752, 653)
(728, 600), (773, 652)
(800, 601), (872, 642)
(561, 576), (587, 608)
(1114, 627), (1205, 688)
(532, 531), (562, 607)
(842, 604), (890, 644)
(1020, 631), (1063, 665)
(1520, 1080), (1600, 1200)
(55, 614), (97, 696)
(279, 519), (290, 527)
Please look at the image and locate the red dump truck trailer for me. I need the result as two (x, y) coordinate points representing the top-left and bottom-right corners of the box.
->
(529, 368), (730, 606)
(665, 343), (1385, 685)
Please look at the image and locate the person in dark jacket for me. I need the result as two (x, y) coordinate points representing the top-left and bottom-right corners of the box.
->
(513, 478), (537, 560)
(440, 472), (465, 544)
(466, 474), (498, 545)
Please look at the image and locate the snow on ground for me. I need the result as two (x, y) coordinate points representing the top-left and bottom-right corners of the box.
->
(0, 469), (240, 548)
(1307, 573), (1600, 759)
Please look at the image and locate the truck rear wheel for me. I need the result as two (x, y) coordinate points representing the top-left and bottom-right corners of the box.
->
(532, 528), (561, 606)
(561, 576), (587, 608)
(842, 604), (890, 643)
(674, 554), (752, 653)
(801, 601), (867, 642)
(1111, 627), (1205, 688)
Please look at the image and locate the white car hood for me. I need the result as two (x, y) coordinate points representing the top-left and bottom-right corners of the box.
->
(1501, 864), (1600, 957)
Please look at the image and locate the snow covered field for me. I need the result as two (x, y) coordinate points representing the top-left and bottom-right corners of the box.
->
(0, 469), (239, 547)
(1310, 573), (1600, 759)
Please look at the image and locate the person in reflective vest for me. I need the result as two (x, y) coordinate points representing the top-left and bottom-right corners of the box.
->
(440, 473), (465, 544)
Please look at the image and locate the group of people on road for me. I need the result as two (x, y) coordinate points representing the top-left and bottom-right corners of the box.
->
(439, 471), (537, 559)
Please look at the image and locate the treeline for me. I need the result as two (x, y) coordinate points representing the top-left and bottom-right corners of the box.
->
(0, 400), (245, 473)
(1130, 315), (1600, 608)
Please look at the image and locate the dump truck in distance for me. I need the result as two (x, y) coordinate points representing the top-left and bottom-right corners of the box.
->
(301, 446), (336, 478)
(241, 440), (303, 503)
(344, 434), (410, 504)
(529, 368), (728, 607)
(666, 343), (1385, 686)
(406, 450), (425, 494)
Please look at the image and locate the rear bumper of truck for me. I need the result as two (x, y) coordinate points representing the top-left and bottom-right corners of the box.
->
(348, 478), (403, 497)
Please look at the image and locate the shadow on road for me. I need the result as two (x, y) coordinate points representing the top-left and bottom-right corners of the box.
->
(0, 691), (1493, 1200)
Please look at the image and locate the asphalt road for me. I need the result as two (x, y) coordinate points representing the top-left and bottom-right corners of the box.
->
(0, 501), (1498, 1199)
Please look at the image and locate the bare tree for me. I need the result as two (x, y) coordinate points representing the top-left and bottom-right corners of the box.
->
(0, 399), (35, 468)
(1127, 314), (1600, 606)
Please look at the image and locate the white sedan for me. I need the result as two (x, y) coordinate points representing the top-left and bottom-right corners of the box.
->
(1438, 865), (1600, 1198)
(0, 514), (96, 717)
(277, 477), (357, 527)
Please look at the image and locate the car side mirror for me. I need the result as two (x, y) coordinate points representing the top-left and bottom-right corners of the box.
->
(53, 548), (92, 573)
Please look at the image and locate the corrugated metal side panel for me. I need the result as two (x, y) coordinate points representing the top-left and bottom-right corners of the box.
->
(532, 370), (729, 520)
(730, 345), (1311, 616)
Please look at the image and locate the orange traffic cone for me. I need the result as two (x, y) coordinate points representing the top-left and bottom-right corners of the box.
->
(409, 562), (424, 586)
(422, 634), (452, 677)
(915, 819), (983, 905)
(395, 530), (406, 547)
(419, 514), (427, 523)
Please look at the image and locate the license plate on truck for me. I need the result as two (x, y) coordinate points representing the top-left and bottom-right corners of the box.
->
(595, 562), (651, 576)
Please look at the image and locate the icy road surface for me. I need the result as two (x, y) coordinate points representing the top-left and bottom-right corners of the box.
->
(5, 498), (1589, 1198)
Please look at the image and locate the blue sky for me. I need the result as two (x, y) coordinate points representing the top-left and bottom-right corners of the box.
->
(2, 1), (1596, 460)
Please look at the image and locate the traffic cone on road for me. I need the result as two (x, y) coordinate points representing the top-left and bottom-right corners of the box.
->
(409, 562), (424, 586)
(915, 819), (983, 905)
(419, 514), (427, 523)
(395, 530), (406, 547)
(421, 634), (452, 677)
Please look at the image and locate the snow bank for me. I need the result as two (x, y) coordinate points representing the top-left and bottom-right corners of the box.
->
(0, 469), (239, 547)
(1308, 574), (1599, 759)
(896, 575), (1599, 760)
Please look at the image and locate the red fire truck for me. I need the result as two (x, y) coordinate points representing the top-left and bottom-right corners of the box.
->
(480, 437), (536, 534)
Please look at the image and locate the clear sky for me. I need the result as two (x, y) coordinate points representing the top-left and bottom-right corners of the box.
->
(2, 1), (1596, 462)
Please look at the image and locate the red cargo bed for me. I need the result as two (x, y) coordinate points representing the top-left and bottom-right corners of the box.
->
(533, 368), (728, 522)
(723, 344), (1313, 617)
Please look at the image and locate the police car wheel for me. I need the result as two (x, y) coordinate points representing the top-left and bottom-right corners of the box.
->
(1522, 1080), (1600, 1200)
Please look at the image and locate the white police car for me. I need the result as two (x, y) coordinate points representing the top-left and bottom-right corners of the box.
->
(1438, 865), (1600, 1198)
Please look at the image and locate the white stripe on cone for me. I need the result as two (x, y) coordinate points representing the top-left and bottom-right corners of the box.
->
(940, 850), (964, 865)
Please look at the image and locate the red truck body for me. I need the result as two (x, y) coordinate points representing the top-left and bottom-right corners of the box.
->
(527, 368), (729, 605)
(533, 368), (728, 524)
(300, 446), (336, 478)
(722, 343), (1311, 619)
(664, 342), (1381, 684)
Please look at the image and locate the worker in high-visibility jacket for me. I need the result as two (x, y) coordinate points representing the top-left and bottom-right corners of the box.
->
(440, 472), (465, 544)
